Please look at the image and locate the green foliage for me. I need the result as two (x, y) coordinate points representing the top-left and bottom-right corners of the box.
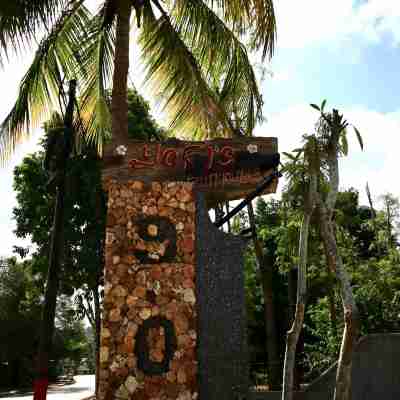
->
(0, 258), (89, 388)
(0, 257), (42, 321)
(1, 0), (277, 160)
(242, 198), (289, 373)
(0, 2), (91, 163)
(54, 296), (91, 365)
(12, 89), (161, 294)
(13, 145), (105, 295)
(0, 1), (65, 64)
(304, 296), (342, 378)
(126, 89), (166, 140)
(243, 186), (400, 382)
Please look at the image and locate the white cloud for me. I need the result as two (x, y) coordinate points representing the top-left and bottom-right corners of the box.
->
(275, 0), (400, 49)
(256, 104), (400, 206)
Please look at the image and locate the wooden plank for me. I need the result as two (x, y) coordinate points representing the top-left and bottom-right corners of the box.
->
(102, 137), (279, 203)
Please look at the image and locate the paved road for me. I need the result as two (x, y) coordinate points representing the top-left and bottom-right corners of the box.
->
(0, 375), (95, 400)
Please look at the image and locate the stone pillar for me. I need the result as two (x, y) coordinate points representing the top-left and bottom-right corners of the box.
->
(99, 179), (249, 400)
(99, 180), (197, 400)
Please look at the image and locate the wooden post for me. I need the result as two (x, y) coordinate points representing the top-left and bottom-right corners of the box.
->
(34, 80), (76, 400)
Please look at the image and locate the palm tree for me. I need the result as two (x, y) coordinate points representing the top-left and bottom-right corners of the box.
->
(1, 2), (277, 398)
(0, 0), (276, 160)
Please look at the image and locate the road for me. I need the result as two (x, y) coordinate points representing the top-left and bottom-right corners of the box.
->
(0, 375), (95, 400)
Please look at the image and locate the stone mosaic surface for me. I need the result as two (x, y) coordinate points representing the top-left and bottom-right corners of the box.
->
(99, 180), (197, 400)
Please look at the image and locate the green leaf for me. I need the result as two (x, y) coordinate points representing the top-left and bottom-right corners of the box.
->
(171, 0), (263, 136)
(205, 0), (276, 60)
(321, 99), (327, 111)
(0, 0), (66, 65)
(0, 2), (91, 164)
(77, 6), (115, 151)
(353, 126), (364, 150)
(140, 3), (232, 138)
(310, 103), (321, 111)
(340, 132), (348, 156)
(282, 151), (298, 161)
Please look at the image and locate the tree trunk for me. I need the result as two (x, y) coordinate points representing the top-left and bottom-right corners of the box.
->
(34, 81), (76, 400)
(247, 202), (281, 390)
(34, 171), (65, 400)
(365, 183), (376, 219)
(287, 267), (304, 390)
(319, 126), (359, 400)
(318, 202), (359, 400)
(111, 0), (131, 145)
(281, 212), (311, 400)
(282, 159), (317, 400)
(321, 233), (338, 336)
(93, 286), (101, 398)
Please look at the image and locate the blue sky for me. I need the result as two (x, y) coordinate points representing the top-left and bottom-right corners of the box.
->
(1, 0), (400, 256)
(265, 34), (400, 114)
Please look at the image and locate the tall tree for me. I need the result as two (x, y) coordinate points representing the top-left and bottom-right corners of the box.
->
(311, 102), (363, 400)
(0, 0), (276, 160)
(379, 193), (400, 248)
(281, 135), (318, 400)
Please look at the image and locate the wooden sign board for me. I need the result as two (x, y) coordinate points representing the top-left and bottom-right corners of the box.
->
(102, 137), (279, 203)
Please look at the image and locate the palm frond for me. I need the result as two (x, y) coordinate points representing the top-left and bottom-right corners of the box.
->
(206, 0), (276, 59)
(139, 2), (233, 139)
(249, 0), (276, 59)
(353, 126), (363, 150)
(77, 4), (116, 154)
(171, 0), (263, 135)
(0, 1), (91, 164)
(0, 0), (68, 64)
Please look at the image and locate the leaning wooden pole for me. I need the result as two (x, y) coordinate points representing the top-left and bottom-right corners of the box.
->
(33, 80), (76, 400)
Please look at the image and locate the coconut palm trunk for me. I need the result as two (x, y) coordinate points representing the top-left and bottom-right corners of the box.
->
(111, 0), (132, 146)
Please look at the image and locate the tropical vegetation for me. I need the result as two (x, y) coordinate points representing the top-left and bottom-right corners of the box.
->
(0, 0), (276, 161)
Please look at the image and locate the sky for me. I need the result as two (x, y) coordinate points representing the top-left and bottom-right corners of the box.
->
(1, 0), (400, 257)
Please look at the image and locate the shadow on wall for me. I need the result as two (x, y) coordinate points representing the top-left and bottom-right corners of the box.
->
(250, 334), (400, 400)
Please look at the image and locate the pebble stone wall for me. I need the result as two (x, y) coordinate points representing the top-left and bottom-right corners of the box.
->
(99, 180), (198, 400)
